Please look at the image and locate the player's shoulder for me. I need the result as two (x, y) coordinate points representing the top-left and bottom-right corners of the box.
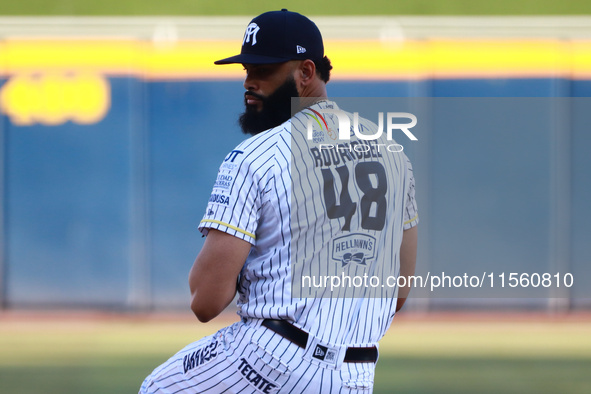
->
(291, 100), (384, 140)
(236, 120), (290, 152)
(291, 99), (341, 127)
(219, 120), (291, 173)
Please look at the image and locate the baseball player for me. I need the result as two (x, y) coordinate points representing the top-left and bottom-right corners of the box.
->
(140, 9), (418, 393)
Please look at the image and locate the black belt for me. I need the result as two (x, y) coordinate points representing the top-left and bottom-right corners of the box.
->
(261, 319), (378, 363)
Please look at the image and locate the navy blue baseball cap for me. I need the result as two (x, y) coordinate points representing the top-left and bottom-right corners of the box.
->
(214, 9), (324, 65)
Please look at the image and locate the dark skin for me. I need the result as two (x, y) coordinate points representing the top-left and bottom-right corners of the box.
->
(397, 225), (417, 311)
(189, 60), (417, 322)
(189, 229), (251, 322)
(242, 60), (328, 111)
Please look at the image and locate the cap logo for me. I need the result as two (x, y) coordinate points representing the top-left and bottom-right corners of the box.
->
(243, 23), (260, 46)
(296, 45), (306, 54)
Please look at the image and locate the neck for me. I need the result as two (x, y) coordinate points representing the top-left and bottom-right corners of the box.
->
(296, 80), (328, 112)
(303, 79), (328, 99)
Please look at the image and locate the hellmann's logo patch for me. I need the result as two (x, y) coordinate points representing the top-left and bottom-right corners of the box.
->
(331, 233), (376, 267)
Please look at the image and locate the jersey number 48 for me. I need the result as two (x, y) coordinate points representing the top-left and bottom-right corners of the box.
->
(321, 161), (387, 232)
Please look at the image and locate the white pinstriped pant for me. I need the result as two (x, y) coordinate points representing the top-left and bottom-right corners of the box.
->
(139, 319), (376, 393)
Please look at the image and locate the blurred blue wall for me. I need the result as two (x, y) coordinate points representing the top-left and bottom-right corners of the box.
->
(1, 77), (589, 310)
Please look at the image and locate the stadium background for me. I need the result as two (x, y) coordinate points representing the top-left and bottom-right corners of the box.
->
(0, 1), (590, 393)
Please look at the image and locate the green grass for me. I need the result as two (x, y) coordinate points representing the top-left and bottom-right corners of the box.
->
(0, 0), (591, 16)
(0, 315), (590, 393)
(0, 361), (157, 394)
(375, 357), (591, 393)
(1, 355), (590, 394)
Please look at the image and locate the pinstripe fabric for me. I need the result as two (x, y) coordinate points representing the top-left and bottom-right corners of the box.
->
(141, 101), (418, 393)
(140, 320), (374, 393)
(290, 101), (418, 345)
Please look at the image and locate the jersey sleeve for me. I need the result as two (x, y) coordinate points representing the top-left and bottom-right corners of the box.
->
(403, 158), (419, 230)
(198, 148), (265, 245)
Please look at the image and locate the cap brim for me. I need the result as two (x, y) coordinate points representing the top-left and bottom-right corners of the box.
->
(214, 53), (291, 65)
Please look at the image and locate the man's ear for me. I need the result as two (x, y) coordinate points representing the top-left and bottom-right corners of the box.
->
(298, 59), (317, 85)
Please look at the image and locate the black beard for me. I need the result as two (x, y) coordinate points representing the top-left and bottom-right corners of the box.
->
(239, 78), (299, 136)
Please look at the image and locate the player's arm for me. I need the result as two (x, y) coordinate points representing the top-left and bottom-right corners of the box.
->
(396, 225), (417, 312)
(189, 229), (252, 322)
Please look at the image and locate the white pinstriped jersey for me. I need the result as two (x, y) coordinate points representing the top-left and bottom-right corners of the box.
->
(199, 100), (418, 348)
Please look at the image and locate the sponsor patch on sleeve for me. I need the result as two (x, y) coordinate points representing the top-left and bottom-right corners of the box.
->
(213, 173), (234, 191)
(208, 193), (231, 206)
